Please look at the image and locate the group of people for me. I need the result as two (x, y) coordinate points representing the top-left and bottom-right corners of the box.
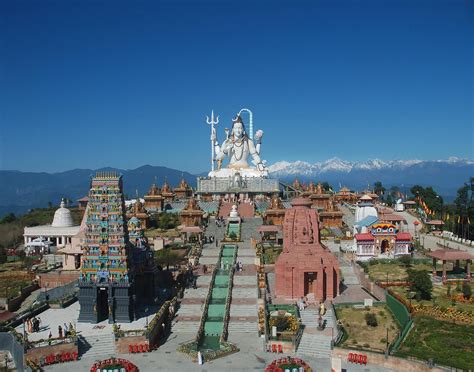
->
(57, 322), (74, 338)
(215, 216), (226, 227)
(203, 235), (216, 244)
(26, 317), (41, 333)
(235, 261), (244, 272)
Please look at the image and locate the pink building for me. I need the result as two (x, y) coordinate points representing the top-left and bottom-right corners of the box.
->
(275, 198), (340, 302)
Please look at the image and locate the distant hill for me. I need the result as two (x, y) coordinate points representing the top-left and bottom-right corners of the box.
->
(0, 165), (196, 216)
(0, 158), (472, 218)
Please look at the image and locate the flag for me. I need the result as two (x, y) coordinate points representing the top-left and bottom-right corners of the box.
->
(446, 213), (449, 221)
(468, 217), (471, 224)
(458, 215), (460, 223)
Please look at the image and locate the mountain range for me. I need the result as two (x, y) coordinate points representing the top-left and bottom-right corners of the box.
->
(268, 157), (473, 197)
(0, 158), (472, 217)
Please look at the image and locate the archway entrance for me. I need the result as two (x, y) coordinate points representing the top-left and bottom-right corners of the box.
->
(304, 272), (316, 295)
(381, 239), (389, 254)
(97, 287), (109, 322)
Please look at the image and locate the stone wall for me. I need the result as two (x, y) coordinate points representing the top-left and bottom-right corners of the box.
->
(115, 335), (148, 353)
(352, 264), (386, 301)
(6, 282), (39, 312)
(197, 177), (279, 193)
(332, 347), (444, 372)
(25, 341), (77, 362)
(38, 270), (79, 288)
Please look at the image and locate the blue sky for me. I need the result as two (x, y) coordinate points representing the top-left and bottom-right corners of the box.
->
(1, 0), (472, 173)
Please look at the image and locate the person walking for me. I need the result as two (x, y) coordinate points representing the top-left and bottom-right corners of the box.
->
(58, 325), (63, 338)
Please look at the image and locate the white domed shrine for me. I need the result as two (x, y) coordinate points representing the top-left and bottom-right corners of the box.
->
(52, 199), (74, 227)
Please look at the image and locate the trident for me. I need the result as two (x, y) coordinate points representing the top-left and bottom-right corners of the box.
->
(206, 110), (219, 171)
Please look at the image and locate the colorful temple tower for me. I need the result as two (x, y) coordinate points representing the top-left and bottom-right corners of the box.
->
(78, 172), (134, 323)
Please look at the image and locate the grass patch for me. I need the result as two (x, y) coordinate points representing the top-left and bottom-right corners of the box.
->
(396, 316), (474, 370)
(336, 306), (399, 353)
(367, 262), (432, 282)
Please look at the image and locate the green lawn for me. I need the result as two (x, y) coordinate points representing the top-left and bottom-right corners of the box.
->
(367, 262), (432, 282)
(396, 316), (474, 370)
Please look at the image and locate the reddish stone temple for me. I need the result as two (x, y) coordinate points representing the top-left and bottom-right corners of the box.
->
(263, 196), (286, 226)
(173, 178), (193, 199)
(143, 183), (164, 212)
(275, 198), (340, 301)
(179, 198), (204, 227)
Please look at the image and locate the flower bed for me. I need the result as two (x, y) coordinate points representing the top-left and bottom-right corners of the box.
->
(411, 304), (474, 325)
(265, 356), (312, 372)
(90, 358), (138, 372)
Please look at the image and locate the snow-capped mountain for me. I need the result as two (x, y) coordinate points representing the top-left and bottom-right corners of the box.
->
(268, 157), (474, 196)
(268, 157), (473, 177)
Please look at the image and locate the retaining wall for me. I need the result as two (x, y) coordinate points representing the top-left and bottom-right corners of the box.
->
(332, 347), (445, 372)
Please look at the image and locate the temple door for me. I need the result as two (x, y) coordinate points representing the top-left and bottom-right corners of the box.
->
(304, 272), (316, 295)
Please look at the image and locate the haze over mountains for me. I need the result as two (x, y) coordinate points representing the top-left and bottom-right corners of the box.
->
(0, 158), (472, 217)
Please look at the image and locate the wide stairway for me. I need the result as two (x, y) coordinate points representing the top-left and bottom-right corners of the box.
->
(78, 332), (116, 360)
(218, 202), (234, 217)
(296, 305), (334, 358)
(237, 202), (254, 218)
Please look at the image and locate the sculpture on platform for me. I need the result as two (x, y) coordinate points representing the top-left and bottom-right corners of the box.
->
(207, 110), (267, 178)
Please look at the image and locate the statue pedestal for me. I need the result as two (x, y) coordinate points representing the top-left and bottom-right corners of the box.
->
(208, 167), (268, 178)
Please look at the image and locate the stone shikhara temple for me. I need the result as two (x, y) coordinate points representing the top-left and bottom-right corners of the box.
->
(275, 198), (340, 301)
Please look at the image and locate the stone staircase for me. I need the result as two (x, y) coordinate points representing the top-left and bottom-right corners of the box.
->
(296, 306), (334, 358)
(296, 332), (332, 358)
(78, 332), (116, 360)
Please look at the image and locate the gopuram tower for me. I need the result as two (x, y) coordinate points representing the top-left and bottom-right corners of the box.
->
(78, 172), (134, 323)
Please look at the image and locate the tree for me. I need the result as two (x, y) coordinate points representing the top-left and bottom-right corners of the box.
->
(321, 182), (333, 192)
(365, 312), (378, 327)
(462, 282), (472, 300)
(0, 247), (7, 264)
(0, 213), (16, 224)
(374, 181), (385, 200)
(386, 194), (394, 207)
(453, 178), (474, 240)
(407, 269), (432, 300)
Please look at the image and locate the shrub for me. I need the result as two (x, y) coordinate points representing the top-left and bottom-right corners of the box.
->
(379, 310), (385, 317)
(269, 315), (290, 332)
(398, 255), (412, 266)
(365, 313), (378, 327)
(408, 269), (432, 300)
(456, 281), (462, 292)
(462, 282), (472, 300)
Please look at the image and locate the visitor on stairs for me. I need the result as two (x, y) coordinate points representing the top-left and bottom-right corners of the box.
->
(298, 297), (305, 312)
